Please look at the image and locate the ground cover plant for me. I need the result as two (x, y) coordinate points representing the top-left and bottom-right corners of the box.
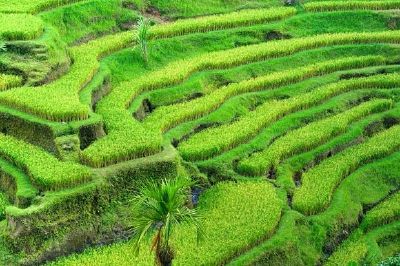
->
(0, 0), (398, 265)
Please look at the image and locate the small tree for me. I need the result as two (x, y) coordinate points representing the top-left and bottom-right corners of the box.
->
(132, 177), (202, 266)
(135, 16), (150, 65)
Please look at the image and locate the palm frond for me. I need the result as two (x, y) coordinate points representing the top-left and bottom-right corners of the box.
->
(131, 176), (203, 259)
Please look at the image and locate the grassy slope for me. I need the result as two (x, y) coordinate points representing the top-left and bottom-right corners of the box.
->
(47, 4), (400, 266)
(0, 0), (398, 265)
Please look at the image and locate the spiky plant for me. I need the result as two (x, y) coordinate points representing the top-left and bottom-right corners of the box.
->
(132, 177), (202, 266)
(0, 39), (6, 52)
(135, 16), (150, 65)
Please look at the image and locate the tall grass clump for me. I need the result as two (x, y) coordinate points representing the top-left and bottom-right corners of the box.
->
(0, 74), (22, 91)
(135, 16), (150, 65)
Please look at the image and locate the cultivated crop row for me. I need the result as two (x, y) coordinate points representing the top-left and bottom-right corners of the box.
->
(0, 74), (22, 91)
(178, 73), (400, 161)
(145, 56), (388, 132)
(0, 0), (87, 13)
(325, 221), (400, 265)
(0, 133), (92, 190)
(293, 125), (400, 215)
(361, 191), (400, 231)
(305, 1), (400, 12)
(83, 31), (400, 167)
(49, 181), (282, 265)
(149, 7), (296, 38)
(238, 99), (393, 176)
(0, 13), (43, 40)
(0, 6), (294, 122)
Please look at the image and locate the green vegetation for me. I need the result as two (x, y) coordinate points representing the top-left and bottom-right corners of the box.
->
(50, 181), (282, 265)
(0, 133), (92, 190)
(293, 125), (400, 215)
(0, 14), (44, 40)
(0, 0), (87, 13)
(0, 74), (22, 91)
(238, 99), (393, 176)
(132, 177), (201, 265)
(0, 0), (398, 265)
(305, 1), (400, 12)
(135, 17), (150, 64)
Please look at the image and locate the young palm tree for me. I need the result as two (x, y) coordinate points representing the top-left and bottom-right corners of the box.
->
(135, 16), (150, 65)
(132, 177), (202, 266)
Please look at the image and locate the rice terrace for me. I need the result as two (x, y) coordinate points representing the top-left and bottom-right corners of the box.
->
(0, 0), (400, 265)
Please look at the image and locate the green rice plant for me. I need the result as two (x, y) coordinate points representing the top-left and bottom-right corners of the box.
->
(361, 192), (400, 231)
(293, 125), (400, 215)
(0, 14), (44, 40)
(275, 102), (400, 193)
(0, 74), (22, 91)
(149, 7), (297, 39)
(0, 7), (297, 122)
(0, 133), (92, 190)
(0, 0), (87, 13)
(49, 181), (282, 265)
(0, 30), (133, 121)
(325, 237), (369, 266)
(1, 28), (400, 125)
(305, 1), (400, 12)
(309, 150), (400, 261)
(326, 222), (400, 266)
(144, 56), (388, 133)
(82, 31), (400, 167)
(178, 73), (400, 161)
(237, 99), (393, 176)
(135, 17), (150, 65)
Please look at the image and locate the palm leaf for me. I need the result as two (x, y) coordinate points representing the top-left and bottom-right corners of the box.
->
(131, 176), (203, 260)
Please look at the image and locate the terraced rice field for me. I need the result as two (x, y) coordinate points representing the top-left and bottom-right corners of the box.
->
(0, 0), (399, 265)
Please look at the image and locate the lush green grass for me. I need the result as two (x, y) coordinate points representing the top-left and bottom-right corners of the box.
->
(40, 0), (139, 45)
(238, 99), (392, 176)
(0, 0), (88, 13)
(0, 1), (400, 265)
(148, 0), (282, 18)
(0, 74), (22, 90)
(0, 14), (44, 40)
(0, 133), (92, 190)
(50, 181), (282, 265)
